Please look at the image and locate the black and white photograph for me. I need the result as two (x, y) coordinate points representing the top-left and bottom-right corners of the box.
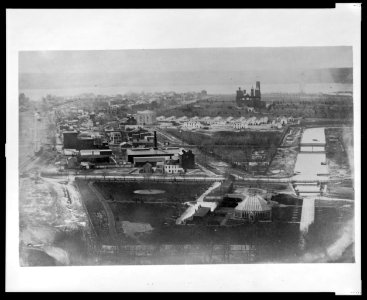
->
(6, 6), (361, 293)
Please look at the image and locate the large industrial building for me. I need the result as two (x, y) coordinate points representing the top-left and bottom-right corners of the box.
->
(127, 147), (182, 166)
(63, 131), (109, 150)
(77, 149), (113, 164)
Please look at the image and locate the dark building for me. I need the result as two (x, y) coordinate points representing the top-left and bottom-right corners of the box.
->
(235, 81), (265, 108)
(125, 116), (137, 125)
(75, 132), (110, 150)
(126, 148), (177, 164)
(127, 146), (183, 166)
(255, 81), (261, 98)
(63, 131), (78, 149)
(77, 149), (112, 164)
(132, 139), (154, 148)
(93, 136), (110, 149)
(140, 162), (153, 173)
(180, 149), (195, 170)
(127, 128), (149, 139)
(129, 130), (155, 148)
(119, 116), (137, 128)
(187, 206), (211, 224)
(200, 90), (208, 98)
(76, 137), (95, 150)
(62, 131), (110, 151)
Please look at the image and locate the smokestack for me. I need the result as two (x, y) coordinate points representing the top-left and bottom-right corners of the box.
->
(154, 131), (158, 149)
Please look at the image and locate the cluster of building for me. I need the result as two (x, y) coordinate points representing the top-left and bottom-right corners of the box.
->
(55, 107), (195, 172)
(157, 114), (297, 131)
(127, 144), (195, 174)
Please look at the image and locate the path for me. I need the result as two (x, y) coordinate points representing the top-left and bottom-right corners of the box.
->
(88, 181), (119, 244)
(176, 181), (222, 224)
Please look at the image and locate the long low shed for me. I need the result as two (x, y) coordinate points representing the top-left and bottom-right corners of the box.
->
(133, 156), (166, 166)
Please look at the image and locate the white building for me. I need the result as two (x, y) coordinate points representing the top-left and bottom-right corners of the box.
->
(136, 110), (156, 125)
(277, 116), (288, 125)
(212, 120), (226, 126)
(108, 132), (122, 145)
(233, 122), (248, 130)
(183, 121), (202, 129)
(164, 164), (184, 174)
(247, 117), (256, 125)
(259, 117), (268, 124)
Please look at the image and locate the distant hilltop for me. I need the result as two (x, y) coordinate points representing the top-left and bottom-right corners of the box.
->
(19, 68), (352, 90)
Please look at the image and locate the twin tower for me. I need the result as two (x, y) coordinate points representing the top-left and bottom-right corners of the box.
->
(236, 81), (264, 108)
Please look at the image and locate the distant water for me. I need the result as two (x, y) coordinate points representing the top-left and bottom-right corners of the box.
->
(20, 83), (353, 101)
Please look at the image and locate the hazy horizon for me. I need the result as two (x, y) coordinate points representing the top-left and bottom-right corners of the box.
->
(19, 47), (353, 96)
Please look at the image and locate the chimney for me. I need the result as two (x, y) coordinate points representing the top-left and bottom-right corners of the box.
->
(154, 131), (158, 149)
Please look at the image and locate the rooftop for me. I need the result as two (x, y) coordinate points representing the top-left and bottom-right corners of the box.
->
(235, 193), (271, 212)
(134, 157), (166, 163)
(137, 110), (156, 115)
(127, 147), (184, 156)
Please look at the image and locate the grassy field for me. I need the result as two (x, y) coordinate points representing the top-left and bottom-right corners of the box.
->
(110, 203), (183, 229)
(94, 181), (211, 203)
(166, 128), (284, 173)
(167, 128), (284, 147)
(93, 181), (212, 233)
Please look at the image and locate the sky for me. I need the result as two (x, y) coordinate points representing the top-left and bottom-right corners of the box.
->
(19, 46), (353, 74)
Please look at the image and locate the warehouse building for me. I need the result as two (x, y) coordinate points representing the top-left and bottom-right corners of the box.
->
(127, 148), (182, 166)
(77, 149), (113, 164)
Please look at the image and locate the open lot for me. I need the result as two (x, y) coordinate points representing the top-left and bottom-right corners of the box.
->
(267, 147), (298, 177)
(94, 181), (211, 203)
(111, 203), (184, 229)
(166, 128), (284, 174)
(325, 127), (354, 199)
